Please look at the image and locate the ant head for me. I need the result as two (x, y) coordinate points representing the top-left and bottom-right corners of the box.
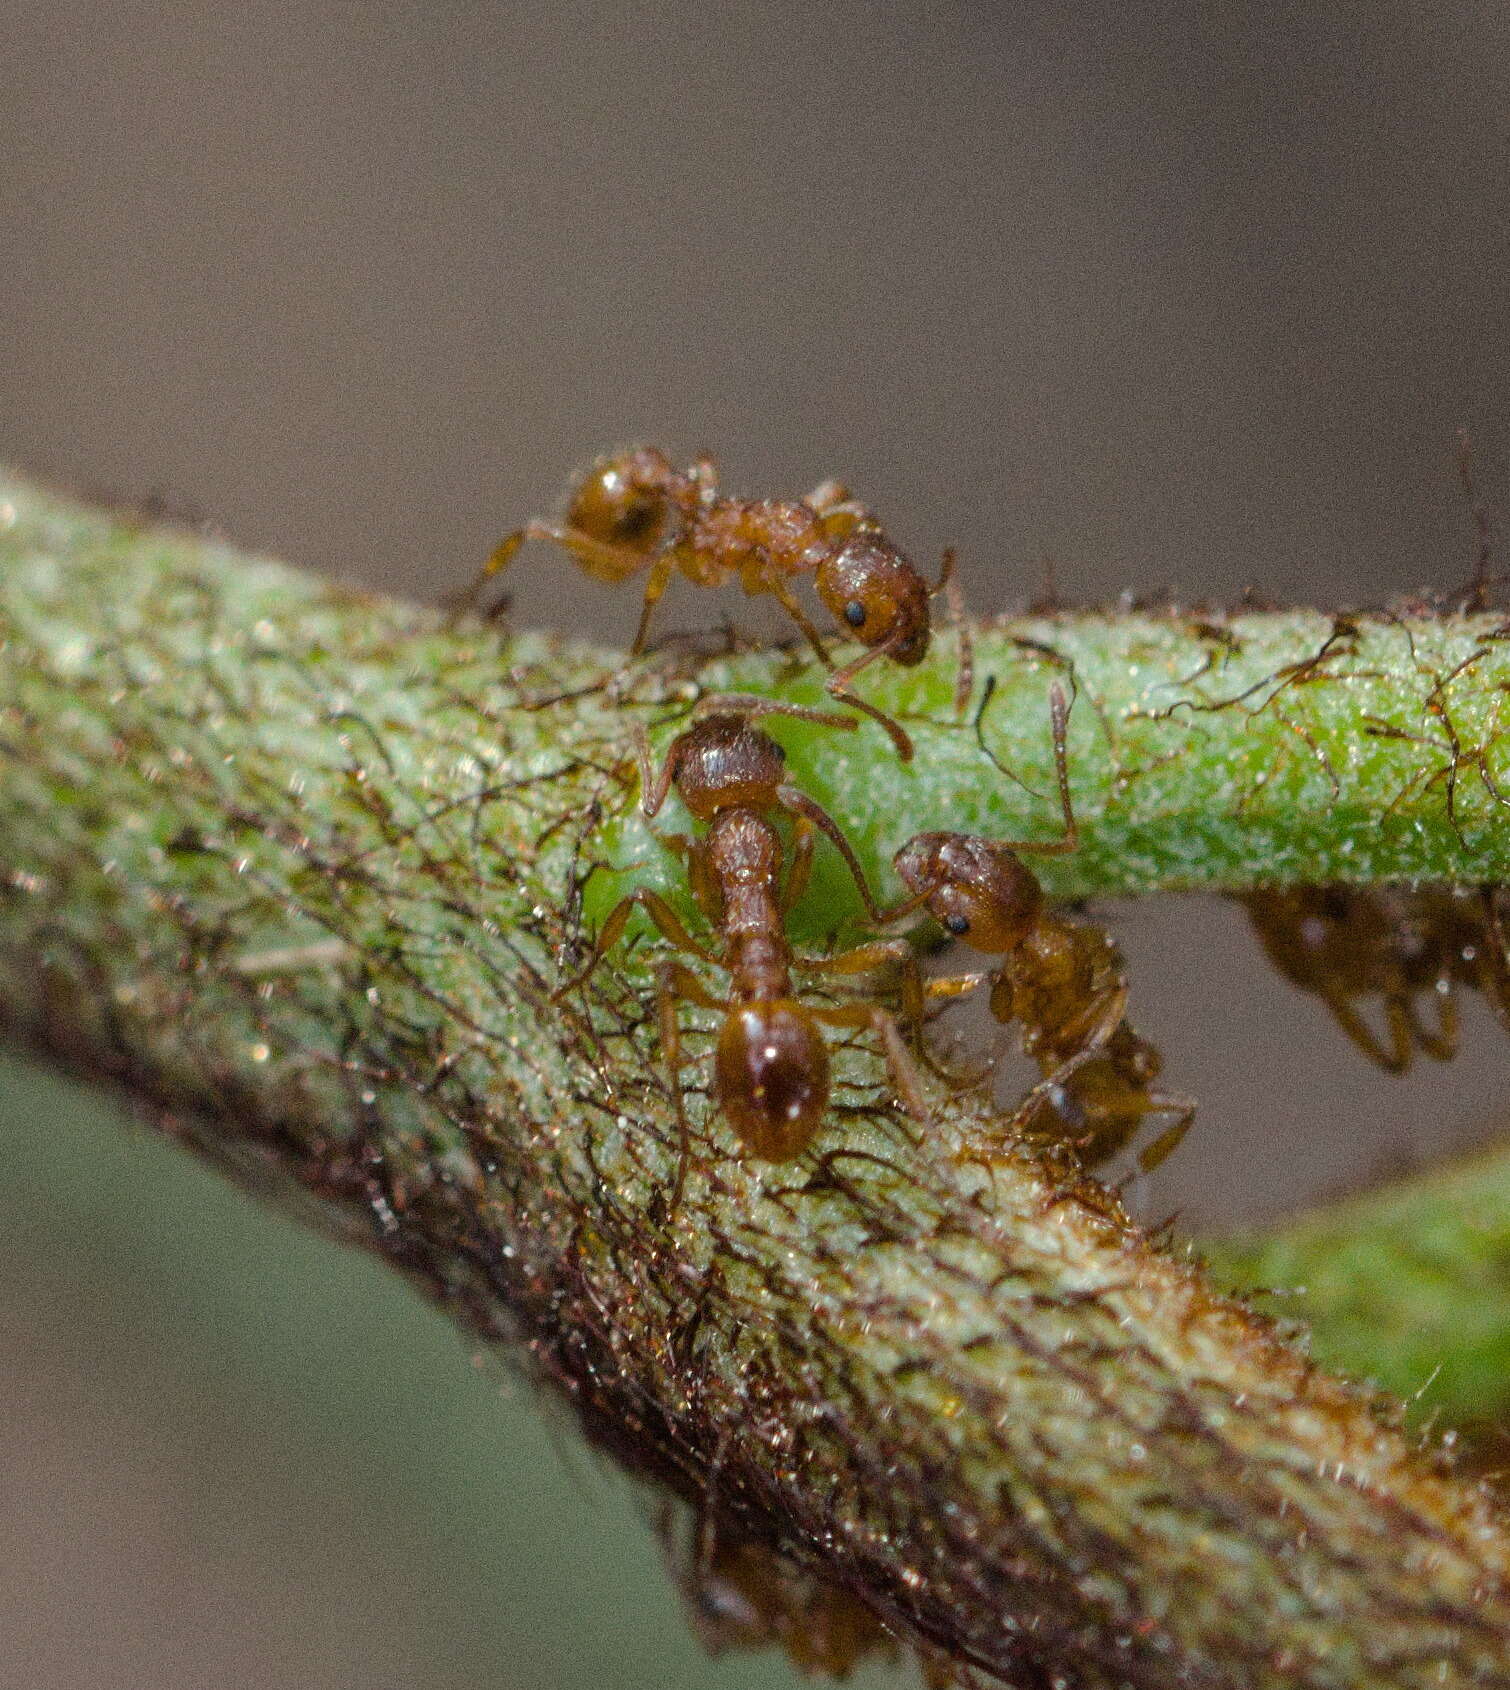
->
(671, 714), (787, 821)
(714, 1002), (829, 1160)
(893, 832), (1042, 955)
(566, 448), (678, 555)
(815, 534), (931, 665)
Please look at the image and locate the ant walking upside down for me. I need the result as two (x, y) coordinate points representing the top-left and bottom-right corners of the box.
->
(556, 696), (929, 1198)
(1241, 882), (1510, 1071)
(462, 447), (971, 759)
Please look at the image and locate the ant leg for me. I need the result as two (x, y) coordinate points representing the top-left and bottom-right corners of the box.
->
(935, 547), (975, 720)
(810, 999), (930, 1122)
(672, 833), (727, 926)
(822, 634), (916, 761)
(446, 525), (529, 622)
(637, 724), (678, 818)
(1046, 972), (1130, 1064)
(776, 784), (884, 922)
(925, 971), (991, 1005)
(692, 693), (860, 734)
(657, 959), (732, 1213)
(915, 972), (999, 1086)
(800, 935), (926, 1025)
(553, 888), (718, 1000)
(767, 578), (834, 666)
(464, 520), (656, 594)
(1136, 1095), (1196, 1171)
(996, 683), (1078, 857)
(1320, 990), (1413, 1073)
(783, 818), (816, 914)
(973, 680), (1080, 855)
(800, 938), (981, 1085)
(1007, 1039), (1109, 1137)
(453, 522), (666, 629)
(630, 549), (682, 655)
(1407, 984), (1460, 1063)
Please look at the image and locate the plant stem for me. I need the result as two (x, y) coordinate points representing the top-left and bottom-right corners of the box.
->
(2, 471), (1509, 1688)
(1206, 1138), (1510, 1432)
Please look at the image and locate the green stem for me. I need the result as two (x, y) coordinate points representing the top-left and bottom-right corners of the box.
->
(1206, 1139), (1510, 1433)
(2, 471), (1509, 1689)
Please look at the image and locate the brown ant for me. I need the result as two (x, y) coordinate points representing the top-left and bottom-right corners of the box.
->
(557, 697), (928, 1188)
(463, 447), (970, 759)
(660, 1511), (898, 1682)
(881, 685), (1194, 1172)
(1241, 883), (1510, 1071)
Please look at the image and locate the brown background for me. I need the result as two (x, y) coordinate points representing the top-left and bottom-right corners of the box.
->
(2, 3), (1509, 1686)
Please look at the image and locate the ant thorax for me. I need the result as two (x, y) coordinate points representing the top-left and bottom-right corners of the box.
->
(685, 498), (829, 585)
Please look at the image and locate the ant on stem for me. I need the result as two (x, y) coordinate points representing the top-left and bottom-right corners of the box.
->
(462, 447), (971, 759)
(658, 1508), (902, 1683)
(881, 684), (1194, 1172)
(556, 697), (929, 1196)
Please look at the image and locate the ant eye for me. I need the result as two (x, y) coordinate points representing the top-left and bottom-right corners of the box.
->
(945, 914), (970, 936)
(844, 600), (866, 628)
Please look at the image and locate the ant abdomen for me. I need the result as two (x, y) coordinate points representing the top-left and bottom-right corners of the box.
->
(564, 447), (678, 558)
(715, 1001), (830, 1161)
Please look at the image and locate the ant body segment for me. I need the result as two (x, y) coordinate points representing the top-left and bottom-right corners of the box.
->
(557, 697), (928, 1187)
(882, 685), (1194, 1172)
(465, 447), (970, 759)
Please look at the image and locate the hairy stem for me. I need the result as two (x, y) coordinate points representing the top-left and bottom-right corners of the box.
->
(2, 472), (1509, 1688)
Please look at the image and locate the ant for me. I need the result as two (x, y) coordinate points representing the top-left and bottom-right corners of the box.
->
(880, 684), (1194, 1173)
(463, 447), (970, 760)
(1241, 883), (1510, 1071)
(557, 696), (928, 1189)
(659, 1510), (898, 1682)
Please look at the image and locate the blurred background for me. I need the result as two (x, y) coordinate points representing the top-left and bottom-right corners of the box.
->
(3, 2), (1510, 1684)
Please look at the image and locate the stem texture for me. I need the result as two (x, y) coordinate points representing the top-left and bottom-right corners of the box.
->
(2, 474), (1509, 1688)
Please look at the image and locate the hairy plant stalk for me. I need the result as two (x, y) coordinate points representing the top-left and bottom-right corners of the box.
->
(2, 472), (1509, 1688)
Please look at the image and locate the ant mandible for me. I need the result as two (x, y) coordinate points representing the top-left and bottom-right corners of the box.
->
(881, 684), (1194, 1172)
(464, 447), (970, 760)
(556, 696), (929, 1193)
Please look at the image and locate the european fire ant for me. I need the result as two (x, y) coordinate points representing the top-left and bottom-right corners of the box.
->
(1241, 883), (1510, 1071)
(557, 697), (928, 1189)
(464, 447), (970, 759)
(882, 684), (1194, 1172)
